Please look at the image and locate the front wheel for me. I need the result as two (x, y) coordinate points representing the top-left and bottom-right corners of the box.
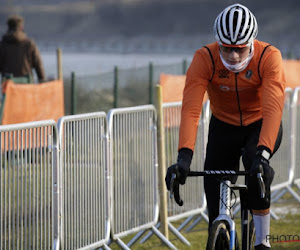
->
(206, 220), (230, 250)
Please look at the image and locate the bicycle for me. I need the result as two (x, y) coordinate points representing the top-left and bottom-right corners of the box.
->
(170, 170), (266, 250)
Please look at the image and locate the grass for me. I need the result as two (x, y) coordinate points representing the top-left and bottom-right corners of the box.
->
(108, 194), (300, 249)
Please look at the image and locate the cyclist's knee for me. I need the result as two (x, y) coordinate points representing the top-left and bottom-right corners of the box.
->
(247, 176), (271, 210)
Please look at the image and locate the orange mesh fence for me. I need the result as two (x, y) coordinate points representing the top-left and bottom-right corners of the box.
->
(159, 73), (209, 103)
(2, 80), (64, 125)
(160, 74), (208, 128)
(282, 59), (300, 88)
(160, 73), (186, 102)
(0, 127), (52, 151)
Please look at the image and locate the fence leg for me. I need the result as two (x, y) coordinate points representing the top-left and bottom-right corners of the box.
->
(168, 222), (190, 246)
(103, 244), (111, 250)
(151, 226), (177, 250)
(140, 219), (193, 246)
(99, 244), (112, 250)
(139, 222), (160, 243)
(287, 185), (300, 203)
(115, 238), (130, 250)
(176, 216), (195, 231)
(272, 188), (287, 203)
(185, 211), (209, 233)
(270, 209), (280, 220)
(127, 230), (146, 247)
(233, 204), (241, 215)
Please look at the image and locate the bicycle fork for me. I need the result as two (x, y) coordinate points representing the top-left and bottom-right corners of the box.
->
(214, 180), (236, 250)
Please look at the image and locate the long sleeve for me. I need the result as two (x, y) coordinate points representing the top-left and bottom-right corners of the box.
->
(259, 48), (286, 152)
(178, 49), (211, 151)
(31, 40), (46, 82)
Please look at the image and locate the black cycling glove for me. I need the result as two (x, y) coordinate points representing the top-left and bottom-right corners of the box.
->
(165, 148), (193, 190)
(250, 146), (274, 188)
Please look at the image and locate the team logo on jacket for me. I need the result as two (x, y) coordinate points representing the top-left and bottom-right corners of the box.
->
(219, 85), (231, 91)
(218, 69), (229, 78)
(245, 70), (253, 79)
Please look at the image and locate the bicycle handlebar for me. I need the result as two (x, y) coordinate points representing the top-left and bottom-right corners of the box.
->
(169, 170), (266, 206)
(188, 170), (249, 176)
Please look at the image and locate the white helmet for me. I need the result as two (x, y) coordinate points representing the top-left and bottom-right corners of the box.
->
(214, 3), (258, 46)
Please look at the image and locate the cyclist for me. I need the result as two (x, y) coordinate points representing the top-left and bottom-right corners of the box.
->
(165, 3), (285, 249)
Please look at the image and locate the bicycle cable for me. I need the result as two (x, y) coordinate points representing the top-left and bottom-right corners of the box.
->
(216, 177), (237, 219)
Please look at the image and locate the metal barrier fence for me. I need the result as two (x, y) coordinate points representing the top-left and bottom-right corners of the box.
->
(57, 112), (110, 250)
(138, 101), (210, 245)
(294, 87), (300, 190)
(269, 89), (300, 213)
(1, 87), (300, 249)
(0, 120), (58, 250)
(163, 102), (209, 222)
(161, 101), (210, 243)
(271, 89), (293, 190)
(107, 105), (176, 249)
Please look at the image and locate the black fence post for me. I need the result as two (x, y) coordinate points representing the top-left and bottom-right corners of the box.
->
(182, 59), (187, 74)
(149, 62), (154, 104)
(114, 66), (119, 108)
(71, 72), (76, 115)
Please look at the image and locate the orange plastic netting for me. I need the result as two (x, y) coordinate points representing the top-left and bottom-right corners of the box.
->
(1, 80), (64, 125)
(282, 59), (300, 89)
(160, 73), (209, 103)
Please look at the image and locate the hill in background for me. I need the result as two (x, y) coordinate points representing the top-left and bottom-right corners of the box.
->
(0, 0), (299, 57)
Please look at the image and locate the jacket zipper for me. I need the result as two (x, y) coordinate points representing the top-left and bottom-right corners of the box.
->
(235, 73), (243, 126)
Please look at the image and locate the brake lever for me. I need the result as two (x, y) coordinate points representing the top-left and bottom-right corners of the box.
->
(170, 173), (176, 199)
(169, 172), (183, 206)
(257, 173), (265, 198)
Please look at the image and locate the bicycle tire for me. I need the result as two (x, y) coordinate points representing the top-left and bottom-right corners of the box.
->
(206, 220), (230, 250)
(242, 218), (255, 250)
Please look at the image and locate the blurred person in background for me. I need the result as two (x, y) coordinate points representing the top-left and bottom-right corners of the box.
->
(165, 3), (286, 249)
(0, 15), (45, 83)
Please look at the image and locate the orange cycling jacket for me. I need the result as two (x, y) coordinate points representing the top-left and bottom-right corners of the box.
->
(179, 40), (286, 153)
